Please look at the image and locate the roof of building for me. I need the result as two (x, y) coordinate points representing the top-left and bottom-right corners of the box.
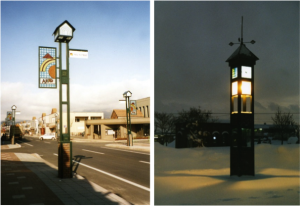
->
(226, 43), (259, 63)
(53, 20), (76, 35)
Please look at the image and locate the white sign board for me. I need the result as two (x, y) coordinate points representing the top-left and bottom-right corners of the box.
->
(107, 130), (115, 135)
(69, 50), (88, 59)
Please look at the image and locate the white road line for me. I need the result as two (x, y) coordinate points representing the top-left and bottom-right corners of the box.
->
(24, 143), (33, 147)
(53, 153), (58, 156)
(102, 147), (150, 155)
(73, 160), (150, 192)
(139, 161), (150, 164)
(82, 149), (104, 155)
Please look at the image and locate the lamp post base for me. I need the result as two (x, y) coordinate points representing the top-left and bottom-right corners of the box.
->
(58, 141), (73, 178)
(127, 134), (133, 146)
(11, 136), (15, 145)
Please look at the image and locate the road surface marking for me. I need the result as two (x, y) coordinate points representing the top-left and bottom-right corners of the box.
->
(139, 161), (150, 164)
(73, 160), (150, 192)
(82, 149), (104, 155)
(24, 143), (33, 147)
(102, 147), (150, 155)
(53, 153), (58, 156)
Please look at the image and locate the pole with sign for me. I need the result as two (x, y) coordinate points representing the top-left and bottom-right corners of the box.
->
(39, 20), (88, 178)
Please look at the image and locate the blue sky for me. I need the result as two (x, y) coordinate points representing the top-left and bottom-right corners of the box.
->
(1, 1), (150, 121)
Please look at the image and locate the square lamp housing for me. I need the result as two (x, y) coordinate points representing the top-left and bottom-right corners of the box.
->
(53, 20), (75, 43)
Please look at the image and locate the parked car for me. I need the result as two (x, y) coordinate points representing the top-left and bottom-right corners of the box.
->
(39, 133), (56, 140)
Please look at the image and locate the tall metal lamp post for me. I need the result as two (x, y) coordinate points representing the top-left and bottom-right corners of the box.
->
(53, 20), (75, 178)
(226, 17), (259, 176)
(11, 105), (17, 144)
(123, 91), (133, 146)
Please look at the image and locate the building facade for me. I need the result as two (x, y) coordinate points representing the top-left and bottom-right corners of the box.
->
(37, 108), (104, 136)
(84, 97), (150, 140)
(137, 97), (150, 118)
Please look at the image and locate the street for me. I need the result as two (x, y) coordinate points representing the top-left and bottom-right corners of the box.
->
(12, 136), (150, 205)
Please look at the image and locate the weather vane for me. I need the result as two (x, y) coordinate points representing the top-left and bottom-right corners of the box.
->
(229, 16), (256, 46)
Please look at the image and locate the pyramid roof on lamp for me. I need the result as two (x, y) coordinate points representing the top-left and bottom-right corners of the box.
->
(226, 43), (259, 63)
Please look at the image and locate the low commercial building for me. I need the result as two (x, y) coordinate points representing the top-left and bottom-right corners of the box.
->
(136, 97), (150, 118)
(37, 108), (104, 136)
(30, 117), (39, 134)
(84, 97), (150, 140)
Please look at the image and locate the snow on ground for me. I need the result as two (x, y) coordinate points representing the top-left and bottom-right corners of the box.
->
(155, 141), (300, 205)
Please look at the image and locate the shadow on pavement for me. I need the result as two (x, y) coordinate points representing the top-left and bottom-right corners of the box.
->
(1, 152), (128, 205)
(73, 155), (93, 174)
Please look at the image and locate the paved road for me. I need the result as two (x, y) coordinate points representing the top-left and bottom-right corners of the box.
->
(12, 136), (150, 205)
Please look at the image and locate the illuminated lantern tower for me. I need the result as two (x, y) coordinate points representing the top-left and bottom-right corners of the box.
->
(226, 17), (259, 176)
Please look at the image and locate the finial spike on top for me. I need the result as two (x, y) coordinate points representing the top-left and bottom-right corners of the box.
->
(241, 16), (243, 44)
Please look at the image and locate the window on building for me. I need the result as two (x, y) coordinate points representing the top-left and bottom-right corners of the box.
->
(146, 106), (149, 117)
(75, 116), (88, 122)
(91, 116), (102, 120)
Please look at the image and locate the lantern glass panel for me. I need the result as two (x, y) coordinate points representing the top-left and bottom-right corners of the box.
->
(241, 66), (252, 78)
(232, 67), (238, 79)
(242, 81), (251, 95)
(59, 23), (72, 36)
(232, 82), (238, 95)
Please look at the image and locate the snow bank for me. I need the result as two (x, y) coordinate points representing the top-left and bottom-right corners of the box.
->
(288, 136), (299, 144)
(155, 142), (300, 205)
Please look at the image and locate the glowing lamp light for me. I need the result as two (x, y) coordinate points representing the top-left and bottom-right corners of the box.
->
(232, 82), (238, 95)
(242, 81), (251, 95)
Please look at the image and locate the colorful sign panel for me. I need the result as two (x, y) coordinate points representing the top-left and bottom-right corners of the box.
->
(69, 49), (88, 59)
(7, 111), (12, 121)
(130, 100), (137, 115)
(232, 67), (238, 79)
(39, 47), (57, 88)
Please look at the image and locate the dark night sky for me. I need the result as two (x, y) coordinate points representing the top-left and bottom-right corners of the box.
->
(155, 1), (299, 124)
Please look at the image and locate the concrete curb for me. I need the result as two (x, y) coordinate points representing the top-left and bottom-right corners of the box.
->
(1, 143), (21, 150)
(105, 144), (150, 153)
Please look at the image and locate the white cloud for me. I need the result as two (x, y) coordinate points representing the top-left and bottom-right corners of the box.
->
(1, 78), (150, 121)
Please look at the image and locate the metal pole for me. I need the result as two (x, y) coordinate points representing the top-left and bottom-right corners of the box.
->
(11, 109), (15, 144)
(128, 97), (132, 146)
(58, 42), (63, 178)
(59, 42), (62, 142)
(66, 42), (70, 138)
(125, 97), (129, 146)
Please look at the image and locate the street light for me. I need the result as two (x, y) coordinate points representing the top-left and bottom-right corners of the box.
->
(11, 105), (17, 144)
(226, 16), (259, 176)
(123, 90), (133, 146)
(53, 20), (75, 43)
(53, 20), (75, 178)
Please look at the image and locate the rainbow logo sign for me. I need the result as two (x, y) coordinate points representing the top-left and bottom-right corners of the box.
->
(39, 47), (57, 88)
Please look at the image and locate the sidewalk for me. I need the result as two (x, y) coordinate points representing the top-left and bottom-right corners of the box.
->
(71, 136), (151, 153)
(1, 136), (150, 204)
(1, 150), (131, 204)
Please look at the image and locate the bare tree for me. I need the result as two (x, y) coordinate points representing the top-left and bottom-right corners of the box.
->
(271, 107), (296, 145)
(155, 112), (175, 135)
(155, 112), (175, 146)
(176, 106), (218, 147)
